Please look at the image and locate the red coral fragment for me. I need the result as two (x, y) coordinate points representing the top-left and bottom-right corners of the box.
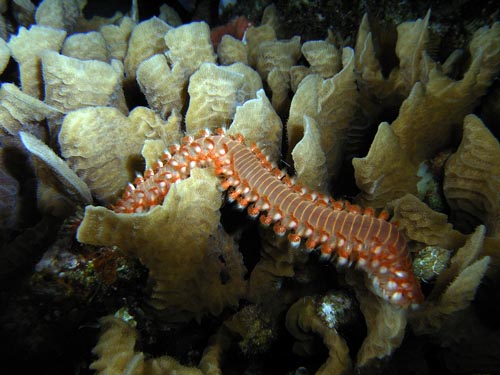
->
(210, 16), (253, 49)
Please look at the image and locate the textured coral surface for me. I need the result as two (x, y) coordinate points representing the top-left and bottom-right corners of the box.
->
(0, 1), (499, 375)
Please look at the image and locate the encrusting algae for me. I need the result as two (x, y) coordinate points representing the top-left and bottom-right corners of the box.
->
(0, 1), (499, 374)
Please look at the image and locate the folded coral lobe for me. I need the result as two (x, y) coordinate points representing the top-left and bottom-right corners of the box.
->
(112, 130), (423, 307)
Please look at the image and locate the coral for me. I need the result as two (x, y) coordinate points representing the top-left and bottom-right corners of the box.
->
(91, 313), (203, 375)
(391, 22), (500, 164)
(388, 194), (466, 249)
(393, 10), (431, 95)
(99, 16), (135, 61)
(41, 51), (127, 116)
(256, 35), (301, 113)
(410, 226), (491, 341)
(165, 21), (216, 77)
(123, 17), (171, 82)
(443, 114), (500, 234)
(11, 0), (36, 28)
(20, 131), (92, 217)
(139, 111), (183, 168)
(198, 326), (233, 375)
(245, 24), (276, 67)
(59, 106), (169, 204)
(290, 116), (328, 192)
(227, 88), (282, 162)
(158, 4), (182, 27)
(0, 37), (10, 74)
(90, 314), (143, 375)
(286, 293), (353, 375)
(136, 54), (187, 118)
(217, 34), (248, 65)
(185, 62), (262, 132)
(256, 36), (301, 80)
(342, 270), (408, 369)
(34, 0), (81, 32)
(246, 225), (305, 305)
(7, 25), (66, 98)
(353, 122), (419, 209)
(287, 47), (358, 185)
(301, 40), (341, 79)
(61, 31), (108, 62)
(0, 83), (61, 135)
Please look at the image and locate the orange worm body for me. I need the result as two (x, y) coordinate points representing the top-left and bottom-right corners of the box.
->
(113, 130), (424, 307)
